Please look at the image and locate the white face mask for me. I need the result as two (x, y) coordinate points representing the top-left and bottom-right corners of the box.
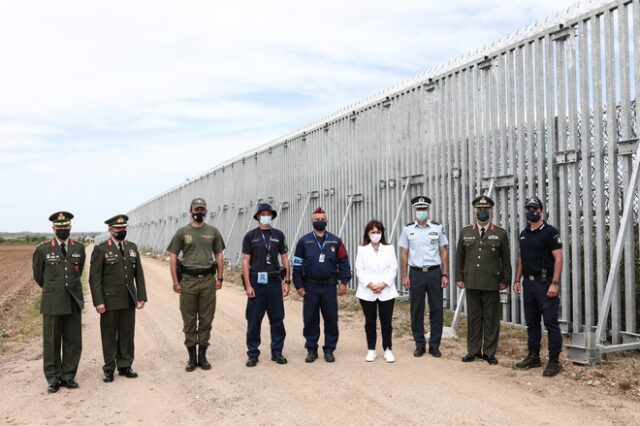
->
(369, 233), (382, 243)
(259, 215), (272, 226)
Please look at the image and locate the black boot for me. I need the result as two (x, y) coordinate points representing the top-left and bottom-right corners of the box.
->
(185, 346), (197, 372)
(515, 348), (541, 369)
(198, 345), (212, 370)
(543, 351), (562, 377)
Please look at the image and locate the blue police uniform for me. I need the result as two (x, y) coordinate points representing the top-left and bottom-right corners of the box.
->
(292, 231), (351, 354)
(242, 227), (288, 358)
(519, 221), (563, 354)
(399, 220), (448, 350)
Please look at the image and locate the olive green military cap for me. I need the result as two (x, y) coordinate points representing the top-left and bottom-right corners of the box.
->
(472, 195), (495, 208)
(191, 198), (207, 209)
(49, 211), (74, 226)
(105, 214), (129, 228)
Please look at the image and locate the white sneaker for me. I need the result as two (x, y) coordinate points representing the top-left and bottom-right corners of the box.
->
(365, 350), (377, 362)
(384, 349), (395, 363)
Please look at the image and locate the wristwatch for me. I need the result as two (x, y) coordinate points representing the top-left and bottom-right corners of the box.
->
(442, 274), (449, 278)
(217, 277), (224, 282)
(285, 280), (292, 284)
(551, 280), (560, 286)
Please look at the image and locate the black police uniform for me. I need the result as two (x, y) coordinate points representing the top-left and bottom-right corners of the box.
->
(242, 227), (288, 358)
(519, 222), (563, 353)
(292, 231), (351, 353)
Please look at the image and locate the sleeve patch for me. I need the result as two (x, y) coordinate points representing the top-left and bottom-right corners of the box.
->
(292, 256), (303, 266)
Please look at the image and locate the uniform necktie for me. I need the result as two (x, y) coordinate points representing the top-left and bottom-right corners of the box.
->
(60, 242), (67, 257)
(118, 242), (124, 256)
(480, 227), (486, 240)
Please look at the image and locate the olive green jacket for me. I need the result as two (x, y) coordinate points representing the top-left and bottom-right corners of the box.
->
(32, 239), (86, 315)
(455, 223), (512, 291)
(90, 239), (147, 311)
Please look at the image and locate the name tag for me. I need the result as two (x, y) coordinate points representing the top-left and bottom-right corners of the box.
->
(257, 272), (268, 284)
(319, 254), (325, 263)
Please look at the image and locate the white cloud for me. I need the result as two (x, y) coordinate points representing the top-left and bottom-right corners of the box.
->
(0, 0), (589, 231)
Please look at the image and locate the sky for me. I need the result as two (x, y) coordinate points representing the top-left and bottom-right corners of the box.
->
(0, 0), (590, 232)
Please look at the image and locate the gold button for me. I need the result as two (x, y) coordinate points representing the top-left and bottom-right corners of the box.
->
(477, 256), (481, 259)
(476, 264), (480, 267)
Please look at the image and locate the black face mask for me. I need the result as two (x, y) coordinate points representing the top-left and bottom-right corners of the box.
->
(312, 220), (327, 231)
(192, 213), (206, 223)
(112, 230), (127, 241)
(55, 229), (70, 240)
(476, 211), (490, 222)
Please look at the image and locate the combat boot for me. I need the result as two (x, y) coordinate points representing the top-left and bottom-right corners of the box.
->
(198, 345), (212, 370)
(542, 351), (562, 377)
(515, 348), (541, 369)
(185, 346), (197, 372)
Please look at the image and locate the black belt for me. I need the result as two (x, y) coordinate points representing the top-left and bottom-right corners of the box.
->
(250, 271), (281, 279)
(183, 268), (213, 277)
(410, 265), (440, 272)
(304, 277), (337, 286)
(524, 274), (547, 282)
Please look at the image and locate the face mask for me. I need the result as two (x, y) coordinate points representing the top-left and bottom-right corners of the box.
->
(526, 211), (541, 222)
(55, 229), (70, 240)
(415, 211), (429, 222)
(192, 213), (205, 223)
(112, 230), (127, 241)
(312, 220), (327, 231)
(259, 215), (272, 226)
(369, 233), (382, 243)
(476, 211), (490, 222)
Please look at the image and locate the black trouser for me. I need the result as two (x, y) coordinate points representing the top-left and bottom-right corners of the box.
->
(359, 299), (395, 350)
(42, 302), (82, 385)
(409, 268), (443, 348)
(245, 277), (286, 357)
(100, 306), (136, 371)
(523, 278), (562, 353)
(465, 289), (500, 357)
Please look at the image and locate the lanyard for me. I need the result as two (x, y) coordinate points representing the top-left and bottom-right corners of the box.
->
(260, 230), (272, 253)
(312, 233), (326, 253)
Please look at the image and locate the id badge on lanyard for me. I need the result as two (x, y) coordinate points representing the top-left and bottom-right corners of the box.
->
(319, 253), (325, 263)
(313, 234), (326, 263)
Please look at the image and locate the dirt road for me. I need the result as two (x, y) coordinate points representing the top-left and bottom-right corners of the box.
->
(1, 252), (639, 425)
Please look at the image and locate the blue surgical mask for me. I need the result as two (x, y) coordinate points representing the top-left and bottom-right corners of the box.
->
(416, 211), (429, 222)
(259, 215), (272, 226)
(526, 211), (541, 222)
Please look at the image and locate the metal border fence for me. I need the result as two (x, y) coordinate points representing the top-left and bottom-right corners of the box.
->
(127, 0), (640, 363)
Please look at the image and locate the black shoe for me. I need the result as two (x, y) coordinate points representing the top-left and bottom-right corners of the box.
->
(542, 352), (562, 377)
(271, 354), (288, 365)
(483, 355), (499, 365)
(305, 349), (318, 363)
(428, 347), (441, 358)
(185, 346), (197, 372)
(118, 367), (138, 378)
(413, 346), (426, 357)
(246, 356), (259, 367)
(461, 354), (479, 362)
(198, 345), (212, 370)
(515, 352), (542, 370)
(61, 379), (79, 389)
(103, 370), (114, 383)
(324, 351), (335, 363)
(47, 382), (61, 393)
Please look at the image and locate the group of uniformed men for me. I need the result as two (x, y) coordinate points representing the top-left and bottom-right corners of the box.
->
(33, 193), (563, 393)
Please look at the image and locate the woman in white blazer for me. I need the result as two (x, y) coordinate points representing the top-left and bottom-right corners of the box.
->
(355, 219), (399, 362)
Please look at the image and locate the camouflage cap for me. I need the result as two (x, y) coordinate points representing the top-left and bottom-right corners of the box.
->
(191, 198), (207, 209)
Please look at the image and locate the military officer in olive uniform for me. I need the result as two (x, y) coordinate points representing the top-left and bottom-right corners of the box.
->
(90, 214), (147, 383)
(455, 196), (511, 365)
(168, 198), (225, 372)
(32, 211), (86, 393)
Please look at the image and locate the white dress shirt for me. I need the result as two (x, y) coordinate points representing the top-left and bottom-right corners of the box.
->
(355, 243), (399, 302)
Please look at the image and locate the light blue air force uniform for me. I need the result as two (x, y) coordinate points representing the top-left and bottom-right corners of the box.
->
(398, 221), (449, 267)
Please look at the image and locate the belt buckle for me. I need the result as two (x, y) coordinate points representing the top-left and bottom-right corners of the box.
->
(422, 267), (429, 272)
(197, 274), (205, 278)
(528, 275), (535, 281)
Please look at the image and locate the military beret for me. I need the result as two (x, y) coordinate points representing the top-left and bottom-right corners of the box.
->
(313, 207), (325, 214)
(411, 196), (431, 208)
(49, 211), (73, 226)
(105, 214), (129, 228)
(254, 203), (277, 220)
(191, 198), (207, 209)
(525, 196), (544, 209)
(472, 195), (494, 208)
